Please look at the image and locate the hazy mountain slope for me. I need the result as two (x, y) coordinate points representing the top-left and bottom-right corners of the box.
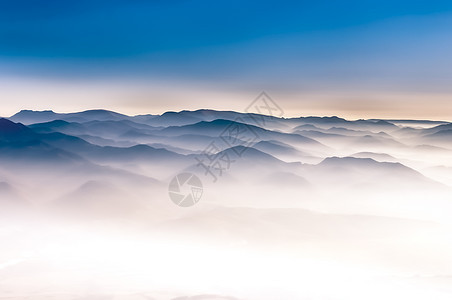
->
(422, 123), (452, 134)
(30, 119), (159, 141)
(252, 140), (310, 158)
(348, 152), (398, 162)
(0, 182), (28, 209)
(289, 116), (399, 132)
(52, 180), (148, 218)
(303, 157), (441, 190)
(2, 118), (190, 168)
(185, 145), (303, 184)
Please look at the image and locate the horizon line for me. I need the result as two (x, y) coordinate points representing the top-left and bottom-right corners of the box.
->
(2, 108), (451, 123)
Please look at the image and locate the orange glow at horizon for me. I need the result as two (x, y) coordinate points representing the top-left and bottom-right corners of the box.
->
(1, 77), (451, 121)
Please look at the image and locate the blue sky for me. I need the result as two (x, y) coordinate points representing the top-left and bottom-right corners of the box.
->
(1, 0), (452, 118)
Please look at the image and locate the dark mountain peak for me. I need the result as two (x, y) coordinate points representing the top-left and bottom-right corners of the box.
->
(307, 116), (347, 122)
(72, 109), (129, 121)
(164, 118), (254, 131)
(375, 120), (393, 125)
(190, 109), (241, 117)
(15, 109), (55, 115)
(30, 120), (71, 127)
(206, 119), (244, 126)
(320, 156), (377, 165)
(293, 124), (321, 131)
(193, 109), (219, 113)
(161, 111), (178, 115)
(0, 118), (36, 138)
(11, 110), (57, 119)
(0, 118), (17, 126)
(10, 110), (59, 125)
(79, 109), (123, 115)
(161, 110), (202, 118)
(319, 156), (409, 171)
(201, 118), (262, 129)
(128, 144), (159, 152)
(153, 111), (203, 126)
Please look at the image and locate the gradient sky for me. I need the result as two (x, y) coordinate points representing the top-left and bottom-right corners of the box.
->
(1, 0), (452, 119)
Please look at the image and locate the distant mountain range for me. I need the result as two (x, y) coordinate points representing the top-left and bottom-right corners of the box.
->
(0, 109), (451, 216)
